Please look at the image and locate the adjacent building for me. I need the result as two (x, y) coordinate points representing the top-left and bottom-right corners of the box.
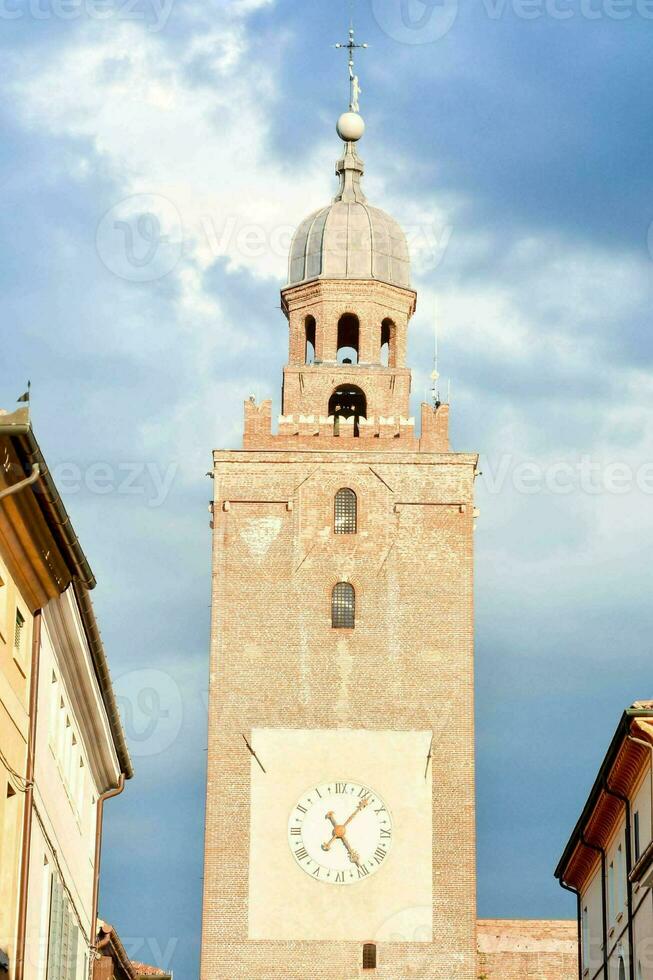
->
(0, 406), (132, 980)
(556, 702), (653, 980)
(94, 922), (173, 980)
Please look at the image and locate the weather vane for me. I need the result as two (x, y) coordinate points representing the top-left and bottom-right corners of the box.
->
(334, 23), (368, 113)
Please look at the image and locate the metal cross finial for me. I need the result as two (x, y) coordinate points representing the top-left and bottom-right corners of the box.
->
(334, 25), (368, 113)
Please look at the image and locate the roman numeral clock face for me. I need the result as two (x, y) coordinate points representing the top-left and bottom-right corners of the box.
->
(288, 782), (393, 885)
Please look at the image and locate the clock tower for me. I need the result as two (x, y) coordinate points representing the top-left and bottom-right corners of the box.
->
(200, 85), (479, 979)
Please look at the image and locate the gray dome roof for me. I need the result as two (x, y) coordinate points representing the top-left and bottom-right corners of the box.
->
(287, 142), (411, 290)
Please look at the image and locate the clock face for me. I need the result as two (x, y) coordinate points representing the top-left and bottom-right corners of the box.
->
(288, 781), (393, 885)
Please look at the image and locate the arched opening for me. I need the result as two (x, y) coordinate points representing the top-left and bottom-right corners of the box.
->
(337, 313), (359, 364)
(332, 582), (355, 628)
(334, 488), (357, 534)
(380, 318), (396, 368)
(328, 385), (367, 437)
(305, 315), (316, 365)
(619, 958), (626, 980)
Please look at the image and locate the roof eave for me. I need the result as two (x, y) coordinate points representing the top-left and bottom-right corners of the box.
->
(555, 707), (653, 882)
(0, 408), (96, 589)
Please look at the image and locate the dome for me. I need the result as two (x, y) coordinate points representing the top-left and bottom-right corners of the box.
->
(288, 140), (411, 290)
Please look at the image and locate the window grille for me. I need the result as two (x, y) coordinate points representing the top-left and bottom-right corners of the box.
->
(14, 609), (25, 652)
(332, 582), (355, 628)
(363, 943), (377, 969)
(334, 489), (357, 534)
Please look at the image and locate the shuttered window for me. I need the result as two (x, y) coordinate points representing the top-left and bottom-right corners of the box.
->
(14, 609), (25, 652)
(46, 875), (79, 980)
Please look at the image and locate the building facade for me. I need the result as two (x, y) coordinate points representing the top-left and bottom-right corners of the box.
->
(556, 703), (653, 980)
(0, 407), (132, 980)
(200, 110), (478, 979)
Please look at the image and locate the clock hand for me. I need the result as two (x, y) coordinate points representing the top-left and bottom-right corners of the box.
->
(321, 802), (368, 863)
(342, 797), (370, 829)
(322, 811), (339, 851)
(339, 835), (361, 866)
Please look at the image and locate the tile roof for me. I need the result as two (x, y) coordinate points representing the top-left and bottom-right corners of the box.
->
(130, 962), (172, 978)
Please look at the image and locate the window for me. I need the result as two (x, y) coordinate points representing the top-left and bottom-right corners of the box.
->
(336, 313), (359, 364)
(582, 905), (590, 971)
(332, 582), (355, 628)
(619, 957), (626, 980)
(380, 318), (396, 367)
(334, 489), (357, 534)
(608, 860), (615, 924)
(363, 943), (376, 970)
(638, 960), (643, 980)
(616, 844), (625, 915)
(46, 875), (79, 980)
(634, 810), (641, 862)
(14, 608), (25, 654)
(305, 315), (316, 364)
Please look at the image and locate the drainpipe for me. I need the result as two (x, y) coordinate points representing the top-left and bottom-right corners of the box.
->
(582, 833), (608, 979)
(90, 775), (125, 977)
(604, 779), (635, 980)
(14, 610), (42, 980)
(0, 464), (40, 502)
(559, 879), (583, 980)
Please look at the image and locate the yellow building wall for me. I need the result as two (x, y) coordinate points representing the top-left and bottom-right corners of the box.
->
(0, 549), (33, 980)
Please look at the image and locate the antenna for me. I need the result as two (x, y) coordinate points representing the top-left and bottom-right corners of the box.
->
(430, 308), (440, 408)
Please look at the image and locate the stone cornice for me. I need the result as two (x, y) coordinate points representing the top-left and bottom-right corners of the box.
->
(43, 586), (121, 794)
(280, 277), (417, 319)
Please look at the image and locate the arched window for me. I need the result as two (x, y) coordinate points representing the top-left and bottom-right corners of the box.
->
(332, 582), (355, 628)
(334, 488), (357, 534)
(337, 313), (359, 364)
(363, 943), (377, 970)
(380, 318), (396, 368)
(619, 958), (626, 980)
(305, 315), (316, 364)
(328, 385), (367, 436)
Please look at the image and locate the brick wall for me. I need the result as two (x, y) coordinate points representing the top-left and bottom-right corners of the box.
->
(477, 919), (578, 980)
(200, 449), (478, 979)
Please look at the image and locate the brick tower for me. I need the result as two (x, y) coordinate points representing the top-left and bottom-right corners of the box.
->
(200, 98), (478, 979)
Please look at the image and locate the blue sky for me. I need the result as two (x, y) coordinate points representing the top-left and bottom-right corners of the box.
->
(2, 0), (653, 975)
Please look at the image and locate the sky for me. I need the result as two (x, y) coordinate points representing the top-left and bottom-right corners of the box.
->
(1, 0), (653, 975)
